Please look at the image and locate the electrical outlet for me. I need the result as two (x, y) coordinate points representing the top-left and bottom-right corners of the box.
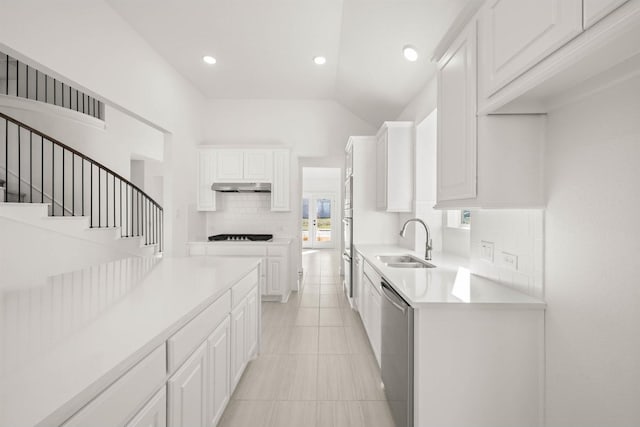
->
(501, 252), (518, 271)
(480, 241), (494, 262)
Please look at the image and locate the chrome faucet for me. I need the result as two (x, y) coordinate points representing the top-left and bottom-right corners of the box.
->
(399, 218), (432, 261)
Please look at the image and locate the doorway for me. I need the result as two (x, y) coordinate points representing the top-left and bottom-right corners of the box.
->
(301, 167), (341, 250)
(302, 193), (336, 248)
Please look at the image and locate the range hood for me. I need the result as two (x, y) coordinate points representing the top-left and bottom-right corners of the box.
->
(211, 182), (272, 193)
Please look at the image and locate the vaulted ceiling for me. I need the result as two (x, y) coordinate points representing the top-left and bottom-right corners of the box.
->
(106, 0), (467, 126)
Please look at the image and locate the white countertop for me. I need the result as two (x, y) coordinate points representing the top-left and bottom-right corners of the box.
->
(356, 245), (545, 309)
(0, 255), (261, 427)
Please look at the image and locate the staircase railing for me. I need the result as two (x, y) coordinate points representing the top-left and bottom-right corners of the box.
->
(1, 51), (104, 120)
(0, 111), (163, 251)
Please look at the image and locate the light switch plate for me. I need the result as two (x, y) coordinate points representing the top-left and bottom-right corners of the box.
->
(501, 252), (518, 271)
(480, 241), (494, 262)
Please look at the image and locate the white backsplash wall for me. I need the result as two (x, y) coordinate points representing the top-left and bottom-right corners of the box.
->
(206, 193), (292, 236)
(470, 210), (544, 298)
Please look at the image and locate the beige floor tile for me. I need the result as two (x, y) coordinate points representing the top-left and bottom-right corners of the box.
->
(294, 307), (319, 326)
(319, 285), (339, 295)
(319, 308), (343, 326)
(340, 307), (363, 328)
(349, 353), (386, 400)
(218, 400), (274, 427)
(302, 285), (322, 295)
(262, 325), (291, 354)
(268, 401), (318, 427)
(318, 327), (349, 354)
(344, 325), (372, 355)
(277, 354), (318, 400)
(300, 293), (320, 307)
(232, 355), (282, 400)
(360, 401), (395, 427)
(319, 293), (340, 307)
(287, 326), (319, 354)
(317, 354), (358, 400)
(317, 401), (364, 427)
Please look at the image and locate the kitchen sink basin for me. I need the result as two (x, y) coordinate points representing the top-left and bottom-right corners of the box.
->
(377, 255), (436, 269)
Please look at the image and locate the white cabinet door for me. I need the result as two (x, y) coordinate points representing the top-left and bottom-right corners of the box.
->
(480, 0), (582, 96)
(244, 150), (272, 182)
(215, 150), (244, 181)
(197, 149), (216, 211)
(230, 301), (247, 391)
(168, 342), (207, 427)
(437, 20), (477, 202)
(375, 130), (388, 211)
(583, 0), (629, 29)
(271, 150), (290, 211)
(126, 388), (167, 427)
(370, 286), (381, 368)
(207, 318), (230, 427)
(267, 258), (282, 295)
(245, 288), (259, 360)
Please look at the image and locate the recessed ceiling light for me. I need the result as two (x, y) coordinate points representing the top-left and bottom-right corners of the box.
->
(203, 55), (217, 65)
(313, 56), (327, 65)
(403, 45), (418, 62)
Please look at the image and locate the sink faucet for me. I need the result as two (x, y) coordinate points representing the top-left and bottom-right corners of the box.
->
(399, 218), (432, 261)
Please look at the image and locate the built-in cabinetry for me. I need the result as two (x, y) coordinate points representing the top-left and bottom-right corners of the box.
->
(61, 266), (261, 427)
(436, 11), (546, 209)
(480, 0), (583, 98)
(196, 147), (290, 212)
(187, 241), (292, 302)
(214, 150), (272, 182)
(375, 122), (413, 212)
(474, 0), (640, 114)
(359, 258), (381, 367)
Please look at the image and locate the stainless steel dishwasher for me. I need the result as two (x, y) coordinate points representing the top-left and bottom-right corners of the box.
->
(381, 279), (414, 427)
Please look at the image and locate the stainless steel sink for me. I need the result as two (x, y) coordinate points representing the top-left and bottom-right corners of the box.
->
(377, 255), (436, 269)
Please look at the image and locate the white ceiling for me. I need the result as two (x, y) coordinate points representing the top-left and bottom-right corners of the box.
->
(106, 0), (468, 125)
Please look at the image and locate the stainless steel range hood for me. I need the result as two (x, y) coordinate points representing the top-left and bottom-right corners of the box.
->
(211, 182), (272, 193)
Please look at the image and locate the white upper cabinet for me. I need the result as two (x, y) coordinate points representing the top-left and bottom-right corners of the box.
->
(214, 149), (272, 182)
(197, 148), (216, 211)
(437, 20), (477, 203)
(480, 0), (583, 98)
(375, 122), (413, 212)
(271, 149), (291, 212)
(583, 0), (629, 29)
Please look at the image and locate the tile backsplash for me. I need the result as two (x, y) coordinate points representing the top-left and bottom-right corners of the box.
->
(470, 210), (544, 298)
(205, 193), (292, 236)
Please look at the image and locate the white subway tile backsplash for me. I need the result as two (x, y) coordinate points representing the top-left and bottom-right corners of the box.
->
(470, 210), (544, 299)
(205, 193), (292, 236)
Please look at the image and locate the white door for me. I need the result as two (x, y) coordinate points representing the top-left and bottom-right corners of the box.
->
(168, 342), (207, 427)
(302, 193), (336, 249)
(230, 302), (247, 392)
(245, 288), (259, 359)
(207, 318), (230, 427)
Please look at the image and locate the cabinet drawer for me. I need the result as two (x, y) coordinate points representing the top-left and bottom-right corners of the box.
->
(167, 291), (231, 373)
(267, 246), (287, 257)
(205, 245), (267, 257)
(232, 268), (259, 307)
(63, 344), (166, 427)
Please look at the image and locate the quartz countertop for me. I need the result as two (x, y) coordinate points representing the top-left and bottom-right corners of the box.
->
(356, 245), (545, 309)
(0, 255), (262, 427)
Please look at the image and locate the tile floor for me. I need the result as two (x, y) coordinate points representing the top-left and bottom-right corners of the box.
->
(218, 249), (395, 427)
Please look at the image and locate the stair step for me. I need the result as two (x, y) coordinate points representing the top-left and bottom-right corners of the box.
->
(0, 202), (49, 220)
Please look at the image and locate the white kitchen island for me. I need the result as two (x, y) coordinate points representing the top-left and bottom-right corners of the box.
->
(355, 245), (546, 427)
(0, 255), (262, 427)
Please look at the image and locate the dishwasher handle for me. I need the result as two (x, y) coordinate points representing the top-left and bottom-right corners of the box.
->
(381, 280), (408, 313)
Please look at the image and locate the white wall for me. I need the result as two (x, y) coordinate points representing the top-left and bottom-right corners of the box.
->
(543, 74), (640, 426)
(0, 0), (207, 255)
(470, 209), (544, 298)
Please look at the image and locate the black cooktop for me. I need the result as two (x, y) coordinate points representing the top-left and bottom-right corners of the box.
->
(208, 234), (274, 242)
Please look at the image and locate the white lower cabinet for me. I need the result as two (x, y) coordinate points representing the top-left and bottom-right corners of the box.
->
(230, 301), (247, 392)
(245, 288), (259, 359)
(168, 342), (208, 427)
(361, 262), (381, 367)
(206, 318), (230, 427)
(126, 388), (167, 427)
